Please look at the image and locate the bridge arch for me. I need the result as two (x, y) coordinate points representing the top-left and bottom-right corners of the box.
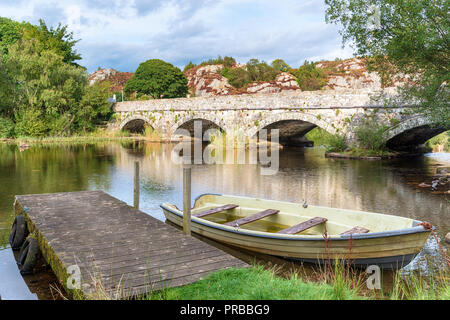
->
(384, 116), (448, 151)
(119, 115), (155, 134)
(170, 113), (227, 138)
(247, 112), (337, 146)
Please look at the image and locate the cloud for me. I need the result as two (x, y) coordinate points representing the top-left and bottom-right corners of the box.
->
(0, 0), (354, 73)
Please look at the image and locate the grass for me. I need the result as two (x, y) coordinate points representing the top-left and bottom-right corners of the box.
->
(144, 265), (365, 300)
(305, 128), (347, 152)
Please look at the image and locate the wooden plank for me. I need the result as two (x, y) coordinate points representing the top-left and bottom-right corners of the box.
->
(224, 209), (279, 227)
(341, 226), (370, 235)
(277, 217), (327, 235)
(192, 204), (238, 218)
(14, 191), (247, 299)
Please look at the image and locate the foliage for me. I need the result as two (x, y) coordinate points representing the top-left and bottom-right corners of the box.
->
(0, 17), (22, 56)
(220, 58), (280, 89)
(305, 128), (347, 152)
(0, 116), (14, 138)
(14, 107), (47, 137)
(325, 0), (450, 127)
(124, 59), (188, 99)
(271, 59), (291, 72)
(246, 59), (279, 82)
(183, 61), (196, 72)
(425, 130), (449, 152)
(354, 120), (388, 151)
(146, 266), (363, 300)
(0, 17), (80, 65)
(220, 66), (252, 88)
(295, 60), (328, 91)
(199, 55), (236, 68)
(0, 36), (111, 137)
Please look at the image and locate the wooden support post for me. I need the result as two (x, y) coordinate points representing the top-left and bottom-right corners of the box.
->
(183, 167), (192, 236)
(134, 161), (140, 209)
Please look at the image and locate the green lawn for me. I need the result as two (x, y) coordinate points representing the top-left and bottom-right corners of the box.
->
(146, 266), (365, 300)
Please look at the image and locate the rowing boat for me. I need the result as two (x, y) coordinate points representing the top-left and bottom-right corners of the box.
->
(160, 194), (431, 269)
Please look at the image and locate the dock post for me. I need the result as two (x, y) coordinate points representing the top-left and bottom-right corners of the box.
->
(134, 161), (140, 209)
(183, 166), (192, 236)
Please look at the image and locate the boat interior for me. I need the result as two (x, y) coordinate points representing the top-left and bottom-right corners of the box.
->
(182, 194), (416, 236)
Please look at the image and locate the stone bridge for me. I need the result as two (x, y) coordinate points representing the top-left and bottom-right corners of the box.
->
(110, 90), (447, 151)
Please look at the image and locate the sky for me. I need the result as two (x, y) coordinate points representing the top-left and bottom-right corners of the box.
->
(0, 0), (355, 73)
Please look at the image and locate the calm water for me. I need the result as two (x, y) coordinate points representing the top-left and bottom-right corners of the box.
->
(0, 142), (448, 299)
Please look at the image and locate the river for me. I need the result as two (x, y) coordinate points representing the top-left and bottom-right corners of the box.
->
(0, 141), (448, 299)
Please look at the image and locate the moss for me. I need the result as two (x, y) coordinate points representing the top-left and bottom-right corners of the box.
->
(14, 201), (87, 300)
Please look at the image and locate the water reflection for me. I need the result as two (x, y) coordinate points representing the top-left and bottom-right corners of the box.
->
(0, 142), (448, 298)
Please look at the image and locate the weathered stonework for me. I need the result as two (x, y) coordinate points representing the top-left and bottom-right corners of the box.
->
(111, 89), (447, 150)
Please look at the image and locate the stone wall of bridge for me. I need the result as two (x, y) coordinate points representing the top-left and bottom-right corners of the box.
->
(110, 90), (446, 150)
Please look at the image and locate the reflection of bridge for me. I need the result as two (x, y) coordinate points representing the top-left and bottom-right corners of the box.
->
(110, 90), (447, 150)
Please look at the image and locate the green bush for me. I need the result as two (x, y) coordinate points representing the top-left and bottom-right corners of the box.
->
(325, 133), (347, 152)
(305, 127), (347, 152)
(124, 59), (188, 99)
(0, 117), (14, 138)
(183, 61), (196, 72)
(14, 108), (47, 137)
(221, 67), (252, 88)
(354, 121), (388, 151)
(295, 61), (327, 91)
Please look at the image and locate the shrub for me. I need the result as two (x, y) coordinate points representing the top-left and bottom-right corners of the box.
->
(326, 133), (347, 152)
(183, 61), (196, 72)
(221, 67), (252, 88)
(14, 108), (47, 137)
(354, 121), (388, 151)
(124, 59), (188, 99)
(295, 61), (327, 91)
(0, 117), (14, 138)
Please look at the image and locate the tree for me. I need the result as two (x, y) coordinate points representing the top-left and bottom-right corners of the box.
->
(325, 0), (450, 126)
(0, 18), (81, 65)
(295, 61), (327, 91)
(0, 17), (22, 56)
(271, 59), (291, 73)
(1, 40), (110, 136)
(183, 61), (196, 72)
(124, 59), (188, 99)
(246, 59), (279, 82)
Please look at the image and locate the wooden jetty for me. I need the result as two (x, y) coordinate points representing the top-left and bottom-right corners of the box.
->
(13, 191), (247, 299)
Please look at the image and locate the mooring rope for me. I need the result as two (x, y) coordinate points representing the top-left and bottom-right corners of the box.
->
(418, 221), (450, 267)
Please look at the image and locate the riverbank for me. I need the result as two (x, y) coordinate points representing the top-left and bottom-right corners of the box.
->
(325, 150), (424, 160)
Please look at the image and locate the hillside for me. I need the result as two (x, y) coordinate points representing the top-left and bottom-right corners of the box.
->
(89, 58), (399, 97)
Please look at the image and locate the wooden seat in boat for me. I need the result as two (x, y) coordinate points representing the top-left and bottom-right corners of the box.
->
(277, 217), (327, 235)
(193, 204), (239, 218)
(340, 226), (370, 235)
(224, 209), (279, 227)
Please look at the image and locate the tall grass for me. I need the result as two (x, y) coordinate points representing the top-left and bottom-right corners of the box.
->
(305, 128), (347, 152)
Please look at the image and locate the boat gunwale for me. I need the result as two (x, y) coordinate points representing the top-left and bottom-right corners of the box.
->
(160, 193), (431, 241)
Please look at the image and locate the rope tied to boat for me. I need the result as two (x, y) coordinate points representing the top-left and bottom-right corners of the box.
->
(418, 221), (450, 267)
(322, 230), (333, 277)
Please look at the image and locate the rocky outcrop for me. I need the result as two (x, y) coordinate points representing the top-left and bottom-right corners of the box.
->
(316, 58), (405, 91)
(88, 68), (134, 92)
(245, 72), (300, 94)
(184, 65), (241, 97)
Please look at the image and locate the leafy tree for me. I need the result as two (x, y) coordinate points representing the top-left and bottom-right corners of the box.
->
(246, 59), (279, 82)
(295, 61), (327, 91)
(1, 40), (110, 136)
(183, 61), (196, 72)
(271, 59), (291, 73)
(22, 19), (81, 65)
(221, 67), (251, 88)
(0, 17), (81, 65)
(0, 17), (22, 56)
(325, 0), (450, 126)
(124, 59), (188, 99)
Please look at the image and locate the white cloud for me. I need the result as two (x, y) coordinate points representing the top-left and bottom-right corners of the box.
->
(0, 0), (355, 72)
